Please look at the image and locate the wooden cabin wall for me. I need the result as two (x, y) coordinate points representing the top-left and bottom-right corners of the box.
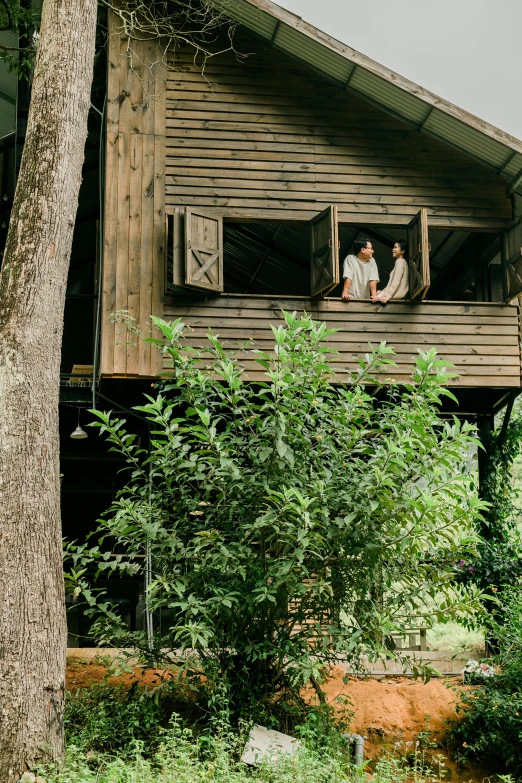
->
(164, 297), (522, 388)
(165, 33), (512, 229)
(101, 12), (166, 377)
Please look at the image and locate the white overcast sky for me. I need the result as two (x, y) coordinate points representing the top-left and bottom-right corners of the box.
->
(276, 0), (522, 140)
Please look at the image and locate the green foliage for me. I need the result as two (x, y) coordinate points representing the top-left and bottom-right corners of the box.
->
(0, 0), (40, 77)
(42, 720), (449, 783)
(458, 402), (522, 614)
(447, 585), (522, 773)
(68, 312), (485, 721)
(64, 681), (169, 755)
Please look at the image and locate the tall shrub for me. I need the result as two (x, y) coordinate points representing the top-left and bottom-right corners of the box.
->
(69, 312), (484, 717)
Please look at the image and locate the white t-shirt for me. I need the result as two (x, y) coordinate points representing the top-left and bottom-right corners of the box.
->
(342, 254), (379, 299)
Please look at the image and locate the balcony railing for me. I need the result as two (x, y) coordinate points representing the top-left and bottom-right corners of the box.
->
(164, 295), (521, 389)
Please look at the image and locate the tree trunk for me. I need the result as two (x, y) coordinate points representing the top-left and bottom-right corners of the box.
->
(0, 1), (97, 779)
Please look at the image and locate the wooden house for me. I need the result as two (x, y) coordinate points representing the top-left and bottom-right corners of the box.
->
(99, 0), (522, 423)
(19, 0), (518, 642)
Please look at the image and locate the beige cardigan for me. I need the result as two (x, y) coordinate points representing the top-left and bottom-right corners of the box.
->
(377, 257), (409, 301)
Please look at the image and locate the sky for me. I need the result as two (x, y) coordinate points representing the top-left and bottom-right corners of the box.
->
(276, 0), (522, 140)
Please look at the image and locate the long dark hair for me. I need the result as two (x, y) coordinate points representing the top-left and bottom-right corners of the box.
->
(395, 240), (408, 261)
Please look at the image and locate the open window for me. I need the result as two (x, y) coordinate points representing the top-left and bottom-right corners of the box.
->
(501, 216), (522, 302)
(167, 205), (516, 304)
(169, 206), (339, 298)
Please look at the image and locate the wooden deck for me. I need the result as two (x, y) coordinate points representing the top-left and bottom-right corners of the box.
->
(163, 295), (522, 387)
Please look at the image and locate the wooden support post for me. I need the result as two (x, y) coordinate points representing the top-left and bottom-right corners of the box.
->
(498, 390), (518, 446)
(477, 415), (494, 478)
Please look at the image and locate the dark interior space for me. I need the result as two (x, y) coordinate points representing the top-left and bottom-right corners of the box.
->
(60, 378), (154, 646)
(220, 220), (503, 302)
(60, 25), (107, 376)
(0, 133), (16, 258)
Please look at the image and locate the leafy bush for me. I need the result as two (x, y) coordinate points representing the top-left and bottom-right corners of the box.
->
(447, 585), (522, 773)
(43, 720), (450, 783)
(64, 681), (168, 754)
(68, 312), (484, 721)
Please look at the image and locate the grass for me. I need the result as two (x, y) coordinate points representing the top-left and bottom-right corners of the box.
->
(427, 621), (484, 653)
(42, 724), (450, 783)
(41, 680), (454, 783)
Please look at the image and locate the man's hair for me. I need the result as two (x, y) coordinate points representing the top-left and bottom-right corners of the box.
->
(354, 238), (372, 255)
(395, 240), (408, 260)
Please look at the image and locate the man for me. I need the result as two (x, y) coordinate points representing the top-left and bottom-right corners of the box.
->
(341, 238), (379, 301)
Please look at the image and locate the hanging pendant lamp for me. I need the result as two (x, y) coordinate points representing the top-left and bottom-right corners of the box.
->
(70, 408), (88, 440)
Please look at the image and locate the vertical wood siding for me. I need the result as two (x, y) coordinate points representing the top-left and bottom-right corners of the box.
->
(165, 33), (512, 228)
(101, 12), (166, 377)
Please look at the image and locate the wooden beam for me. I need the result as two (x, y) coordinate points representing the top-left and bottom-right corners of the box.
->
(498, 389), (519, 446)
(508, 165), (522, 194)
(417, 106), (434, 131)
(497, 150), (518, 175)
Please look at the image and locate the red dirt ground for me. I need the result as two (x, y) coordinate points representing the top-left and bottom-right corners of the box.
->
(66, 658), (485, 781)
(317, 666), (461, 743)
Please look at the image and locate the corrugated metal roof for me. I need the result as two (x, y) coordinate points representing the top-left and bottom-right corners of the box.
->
(423, 111), (510, 169)
(214, 0), (522, 196)
(223, 1), (277, 39)
(349, 68), (427, 125)
(274, 24), (353, 83)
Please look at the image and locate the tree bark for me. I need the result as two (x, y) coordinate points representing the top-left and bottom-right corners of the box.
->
(0, 1), (97, 779)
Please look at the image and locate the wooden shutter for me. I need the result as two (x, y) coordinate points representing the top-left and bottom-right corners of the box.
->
(166, 207), (192, 293)
(310, 205), (340, 297)
(185, 208), (223, 292)
(407, 208), (430, 300)
(501, 217), (522, 302)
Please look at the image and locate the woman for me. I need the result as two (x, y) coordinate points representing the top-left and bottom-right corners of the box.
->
(375, 241), (409, 303)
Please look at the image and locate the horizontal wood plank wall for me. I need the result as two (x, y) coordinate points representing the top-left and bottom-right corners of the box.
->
(163, 297), (522, 387)
(101, 11), (166, 377)
(165, 34), (512, 228)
